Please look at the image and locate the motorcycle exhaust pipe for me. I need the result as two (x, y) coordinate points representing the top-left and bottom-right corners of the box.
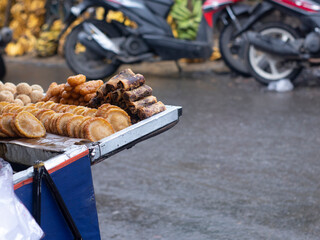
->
(247, 31), (300, 58)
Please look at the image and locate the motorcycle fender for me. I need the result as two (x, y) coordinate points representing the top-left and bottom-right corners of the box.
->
(214, 4), (251, 25)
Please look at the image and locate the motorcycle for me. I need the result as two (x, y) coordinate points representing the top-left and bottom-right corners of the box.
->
(61, 0), (259, 79)
(243, 0), (320, 84)
(0, 27), (12, 80)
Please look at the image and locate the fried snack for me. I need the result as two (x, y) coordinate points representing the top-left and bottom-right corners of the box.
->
(30, 90), (44, 103)
(49, 96), (61, 103)
(79, 80), (104, 96)
(35, 109), (50, 119)
(104, 109), (131, 132)
(61, 91), (71, 99)
(31, 84), (44, 93)
(127, 96), (157, 114)
(137, 101), (166, 120)
(0, 90), (14, 103)
(43, 82), (58, 101)
(67, 74), (86, 87)
(13, 111), (46, 138)
(64, 83), (73, 92)
(84, 93), (96, 102)
(0, 127), (8, 137)
(49, 113), (62, 134)
(82, 108), (97, 117)
(35, 101), (45, 108)
(10, 120), (25, 138)
(14, 99), (24, 106)
(0, 113), (18, 137)
(2, 104), (17, 113)
(64, 105), (78, 113)
(16, 94), (31, 105)
(72, 106), (87, 115)
(0, 102), (10, 113)
(122, 85), (153, 102)
(117, 69), (145, 90)
(56, 113), (74, 136)
(39, 110), (56, 126)
(41, 101), (56, 109)
(66, 115), (87, 138)
(74, 116), (91, 138)
(60, 98), (68, 104)
(83, 117), (115, 141)
(10, 106), (23, 113)
(16, 83), (32, 95)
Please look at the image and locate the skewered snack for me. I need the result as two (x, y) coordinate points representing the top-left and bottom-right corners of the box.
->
(88, 69), (166, 122)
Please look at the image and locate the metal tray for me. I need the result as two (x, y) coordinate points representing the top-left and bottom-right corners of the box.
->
(89, 105), (182, 164)
(0, 105), (182, 167)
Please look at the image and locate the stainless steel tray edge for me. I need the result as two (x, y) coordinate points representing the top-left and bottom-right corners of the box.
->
(90, 105), (182, 164)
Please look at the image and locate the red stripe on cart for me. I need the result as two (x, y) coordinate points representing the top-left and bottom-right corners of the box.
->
(14, 149), (89, 190)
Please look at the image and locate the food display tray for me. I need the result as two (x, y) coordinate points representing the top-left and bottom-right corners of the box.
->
(0, 105), (182, 167)
(89, 105), (182, 164)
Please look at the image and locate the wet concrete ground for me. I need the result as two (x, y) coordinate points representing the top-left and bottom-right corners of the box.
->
(4, 57), (320, 240)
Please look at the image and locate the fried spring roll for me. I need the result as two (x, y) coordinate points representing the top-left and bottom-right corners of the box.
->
(137, 101), (166, 120)
(123, 85), (153, 102)
(127, 96), (157, 114)
(105, 68), (135, 91)
(116, 69), (145, 90)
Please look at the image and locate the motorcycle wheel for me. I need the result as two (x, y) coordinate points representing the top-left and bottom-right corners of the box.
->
(245, 22), (302, 85)
(0, 55), (6, 80)
(219, 15), (252, 77)
(64, 19), (122, 80)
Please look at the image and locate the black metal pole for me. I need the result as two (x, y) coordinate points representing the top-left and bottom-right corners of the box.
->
(32, 162), (44, 225)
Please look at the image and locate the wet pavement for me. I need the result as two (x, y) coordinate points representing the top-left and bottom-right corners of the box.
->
(4, 57), (320, 240)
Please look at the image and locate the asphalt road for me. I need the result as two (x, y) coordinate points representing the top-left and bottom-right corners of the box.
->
(5, 58), (320, 240)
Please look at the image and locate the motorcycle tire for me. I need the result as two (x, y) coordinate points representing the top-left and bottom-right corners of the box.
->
(219, 15), (252, 77)
(64, 19), (122, 80)
(245, 22), (302, 85)
(0, 55), (6, 80)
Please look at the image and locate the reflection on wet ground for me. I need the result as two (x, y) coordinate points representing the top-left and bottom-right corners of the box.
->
(4, 58), (320, 240)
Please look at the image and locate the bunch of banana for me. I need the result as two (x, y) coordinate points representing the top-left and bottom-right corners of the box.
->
(169, 0), (202, 40)
(35, 20), (63, 57)
(5, 0), (46, 56)
(106, 10), (137, 28)
(0, 0), (7, 28)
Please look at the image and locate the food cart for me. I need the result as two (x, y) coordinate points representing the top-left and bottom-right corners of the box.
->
(1, 105), (181, 239)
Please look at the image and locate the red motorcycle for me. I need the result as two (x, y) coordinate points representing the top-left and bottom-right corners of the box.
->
(244, 0), (320, 84)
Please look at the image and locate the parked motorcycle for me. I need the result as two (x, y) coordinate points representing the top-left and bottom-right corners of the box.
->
(0, 27), (12, 80)
(61, 0), (260, 79)
(244, 0), (320, 84)
(211, 0), (265, 76)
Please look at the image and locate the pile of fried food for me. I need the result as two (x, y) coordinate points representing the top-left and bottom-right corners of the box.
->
(0, 101), (131, 141)
(88, 69), (166, 123)
(43, 74), (103, 106)
(0, 81), (44, 106)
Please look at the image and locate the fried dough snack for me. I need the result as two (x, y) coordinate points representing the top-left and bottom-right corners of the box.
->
(0, 113), (17, 137)
(104, 109), (131, 132)
(13, 111), (46, 138)
(83, 118), (114, 142)
(67, 74), (86, 87)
